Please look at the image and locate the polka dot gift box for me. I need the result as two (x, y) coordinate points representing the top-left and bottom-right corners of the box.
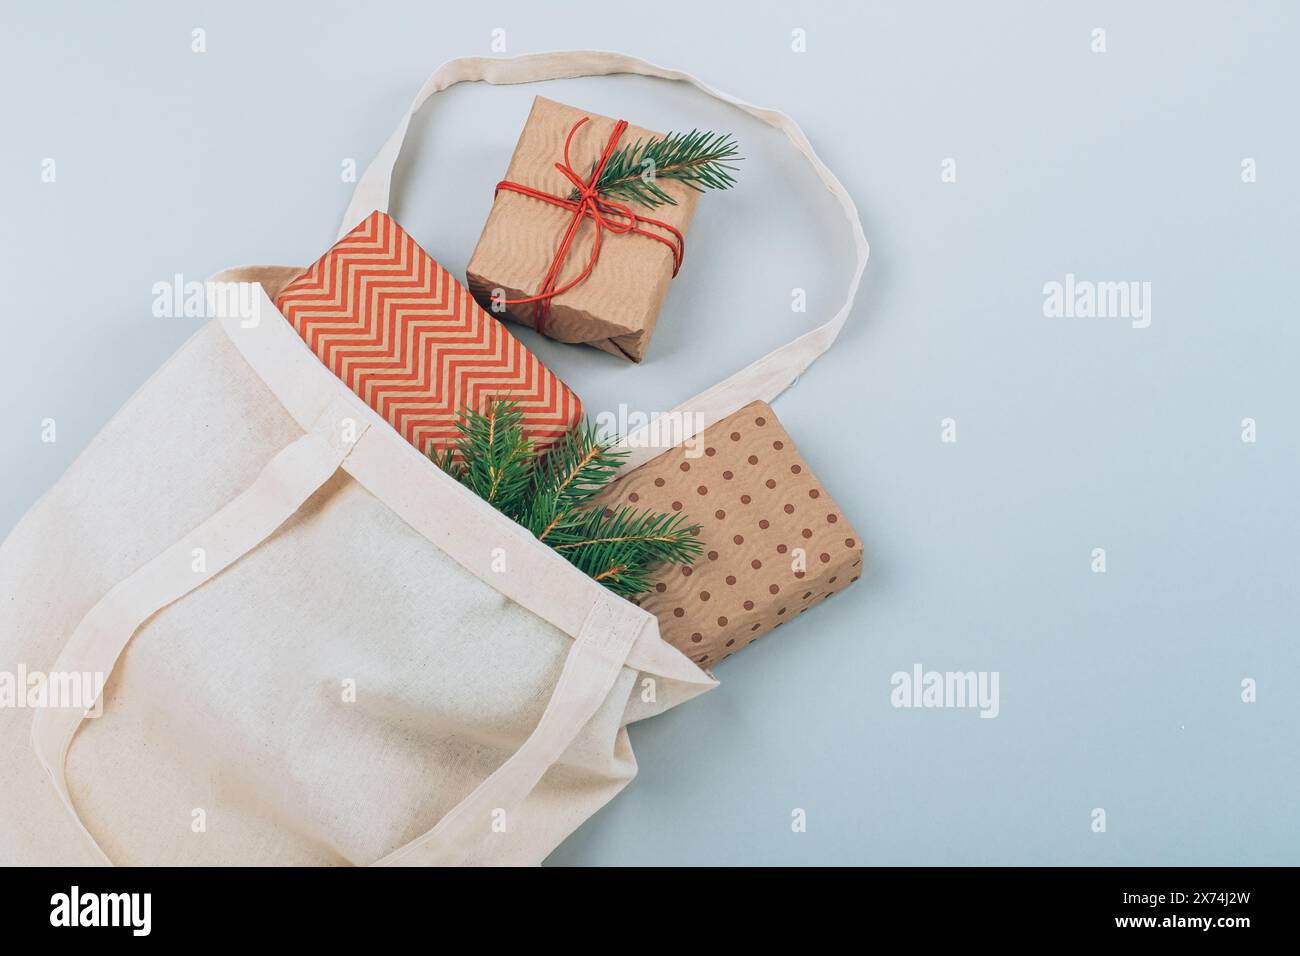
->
(595, 401), (863, 667)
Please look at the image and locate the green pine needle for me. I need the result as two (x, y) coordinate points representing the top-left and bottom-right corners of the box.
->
(437, 398), (536, 520)
(576, 129), (742, 210)
(550, 506), (704, 597)
(435, 397), (701, 596)
(525, 421), (628, 542)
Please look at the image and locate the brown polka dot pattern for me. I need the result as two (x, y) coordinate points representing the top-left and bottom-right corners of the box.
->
(586, 401), (864, 667)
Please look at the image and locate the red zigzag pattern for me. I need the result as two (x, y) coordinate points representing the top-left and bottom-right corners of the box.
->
(275, 211), (582, 456)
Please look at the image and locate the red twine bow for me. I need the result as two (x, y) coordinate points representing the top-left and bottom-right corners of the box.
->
(494, 117), (685, 336)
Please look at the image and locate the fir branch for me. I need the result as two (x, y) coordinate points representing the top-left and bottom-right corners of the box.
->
(433, 399), (701, 596)
(526, 422), (628, 542)
(578, 129), (742, 210)
(593, 563), (629, 583)
(549, 506), (703, 597)
(438, 399), (535, 520)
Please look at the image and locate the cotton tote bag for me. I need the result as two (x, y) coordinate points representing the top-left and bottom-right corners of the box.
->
(0, 51), (866, 866)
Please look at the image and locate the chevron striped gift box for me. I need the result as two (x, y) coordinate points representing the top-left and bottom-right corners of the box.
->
(275, 211), (583, 457)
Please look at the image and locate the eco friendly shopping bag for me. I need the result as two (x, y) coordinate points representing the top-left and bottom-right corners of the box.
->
(0, 51), (866, 866)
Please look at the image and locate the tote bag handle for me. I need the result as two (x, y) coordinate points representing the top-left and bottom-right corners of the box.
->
(338, 51), (869, 469)
(31, 396), (647, 867)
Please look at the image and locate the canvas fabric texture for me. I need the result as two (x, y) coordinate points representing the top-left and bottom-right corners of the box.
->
(1, 304), (711, 866)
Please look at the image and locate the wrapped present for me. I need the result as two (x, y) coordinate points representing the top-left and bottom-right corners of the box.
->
(275, 211), (583, 457)
(466, 96), (705, 363)
(594, 402), (863, 666)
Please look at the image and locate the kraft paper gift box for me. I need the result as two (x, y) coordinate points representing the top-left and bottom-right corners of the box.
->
(466, 96), (701, 363)
(276, 211), (583, 457)
(594, 401), (864, 666)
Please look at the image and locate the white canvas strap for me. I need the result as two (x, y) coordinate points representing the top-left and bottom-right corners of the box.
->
(337, 50), (869, 470)
(31, 397), (369, 865)
(30, 394), (651, 867)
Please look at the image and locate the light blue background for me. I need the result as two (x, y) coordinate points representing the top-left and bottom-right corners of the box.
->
(2, 1), (1296, 865)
